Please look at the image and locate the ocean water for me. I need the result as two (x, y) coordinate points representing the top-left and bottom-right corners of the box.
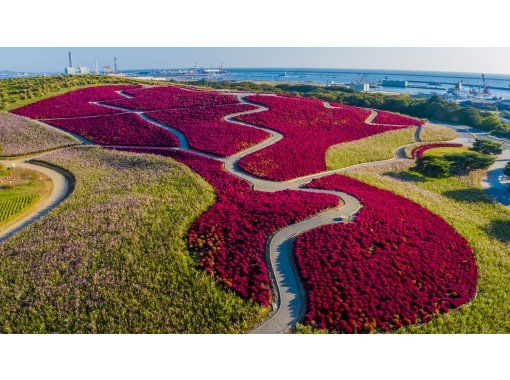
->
(223, 68), (510, 99)
(124, 67), (510, 99)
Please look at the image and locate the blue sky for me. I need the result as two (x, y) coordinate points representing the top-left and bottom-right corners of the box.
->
(1, 48), (510, 75)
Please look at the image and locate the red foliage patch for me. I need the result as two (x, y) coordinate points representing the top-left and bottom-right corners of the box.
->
(294, 175), (477, 333)
(116, 148), (339, 305)
(46, 113), (179, 146)
(146, 103), (270, 156)
(411, 143), (463, 159)
(234, 95), (415, 180)
(101, 85), (240, 111)
(11, 85), (139, 119)
(372, 110), (423, 126)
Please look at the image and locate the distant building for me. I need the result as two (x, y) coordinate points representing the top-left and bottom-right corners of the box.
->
(382, 80), (408, 88)
(349, 82), (370, 92)
(64, 66), (90, 75)
(103, 65), (113, 74)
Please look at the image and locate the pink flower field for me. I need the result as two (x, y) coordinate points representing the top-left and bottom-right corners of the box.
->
(147, 103), (270, 156)
(46, 113), (179, 146)
(234, 95), (421, 180)
(101, 85), (240, 111)
(295, 175), (477, 333)
(11, 85), (139, 119)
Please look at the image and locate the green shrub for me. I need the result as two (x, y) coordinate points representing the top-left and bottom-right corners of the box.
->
(472, 139), (503, 155)
(414, 156), (451, 178)
(445, 151), (495, 174)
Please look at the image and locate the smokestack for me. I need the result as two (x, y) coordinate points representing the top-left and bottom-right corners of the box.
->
(114, 56), (118, 73)
(68, 51), (73, 67)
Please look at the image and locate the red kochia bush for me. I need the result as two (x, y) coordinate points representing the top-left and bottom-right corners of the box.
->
(46, 113), (179, 147)
(102, 85), (240, 111)
(294, 175), (477, 333)
(147, 103), (270, 156)
(235, 95), (420, 181)
(11, 85), (139, 119)
(372, 110), (423, 126)
(411, 143), (463, 158)
(118, 148), (339, 306)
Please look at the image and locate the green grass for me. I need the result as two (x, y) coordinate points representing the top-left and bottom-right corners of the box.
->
(0, 74), (167, 111)
(0, 167), (48, 227)
(0, 147), (266, 333)
(420, 123), (458, 142)
(0, 195), (39, 225)
(422, 145), (468, 157)
(344, 162), (510, 333)
(325, 127), (416, 169)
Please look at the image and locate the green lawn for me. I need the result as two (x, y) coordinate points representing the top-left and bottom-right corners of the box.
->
(0, 166), (50, 228)
(423, 145), (469, 157)
(344, 161), (510, 333)
(326, 127), (416, 169)
(0, 147), (266, 333)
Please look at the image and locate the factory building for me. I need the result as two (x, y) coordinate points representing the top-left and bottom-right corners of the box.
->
(64, 51), (90, 75)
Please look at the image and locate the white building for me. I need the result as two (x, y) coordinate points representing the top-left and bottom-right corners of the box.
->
(64, 66), (91, 75)
(349, 82), (370, 92)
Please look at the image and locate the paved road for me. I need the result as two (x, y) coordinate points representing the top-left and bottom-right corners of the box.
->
(481, 148), (510, 207)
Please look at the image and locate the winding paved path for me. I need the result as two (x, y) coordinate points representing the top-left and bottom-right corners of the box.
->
(97, 94), (425, 333)
(2, 90), (423, 333)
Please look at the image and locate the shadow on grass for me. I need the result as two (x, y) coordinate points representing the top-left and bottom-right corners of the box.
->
(383, 170), (426, 183)
(484, 219), (510, 243)
(443, 188), (493, 204)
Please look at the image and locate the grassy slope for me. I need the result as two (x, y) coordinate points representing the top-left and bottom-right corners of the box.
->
(0, 75), (167, 111)
(0, 167), (51, 227)
(0, 112), (79, 157)
(0, 147), (265, 333)
(344, 161), (510, 333)
(404, 124), (463, 158)
(325, 127), (416, 169)
(420, 123), (458, 142)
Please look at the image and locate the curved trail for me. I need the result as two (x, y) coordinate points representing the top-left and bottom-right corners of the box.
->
(0, 157), (72, 243)
(97, 93), (420, 333)
(0, 117), (92, 243)
(3, 89), (422, 333)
